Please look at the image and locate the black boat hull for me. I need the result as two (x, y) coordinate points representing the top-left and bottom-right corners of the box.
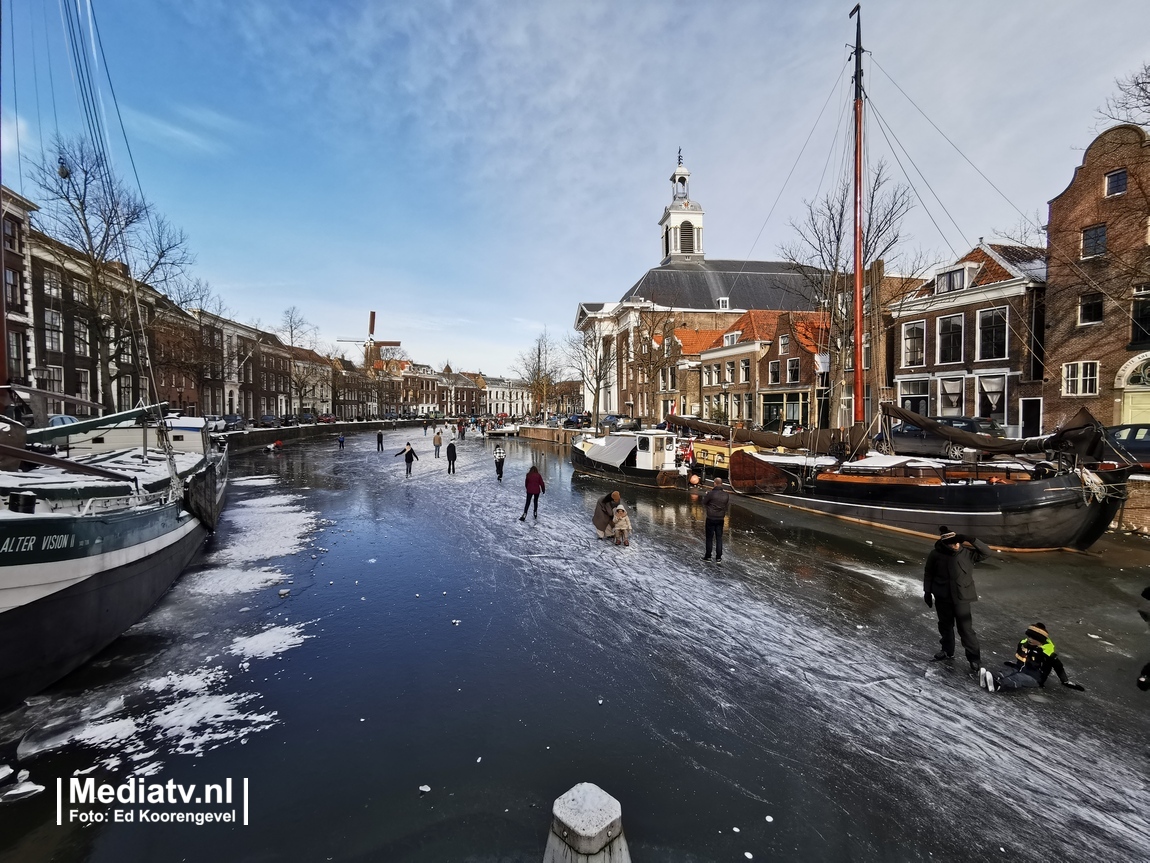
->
(0, 503), (207, 713)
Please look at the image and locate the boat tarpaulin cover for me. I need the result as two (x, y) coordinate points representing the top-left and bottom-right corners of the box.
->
(584, 436), (637, 468)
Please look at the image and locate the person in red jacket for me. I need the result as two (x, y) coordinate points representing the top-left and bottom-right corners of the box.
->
(519, 465), (546, 521)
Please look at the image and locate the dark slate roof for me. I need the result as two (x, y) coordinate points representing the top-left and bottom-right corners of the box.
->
(620, 260), (818, 311)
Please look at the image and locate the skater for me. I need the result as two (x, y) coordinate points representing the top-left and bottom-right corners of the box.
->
(493, 444), (506, 481)
(423, 419), (429, 435)
(433, 430), (442, 458)
(702, 478), (730, 562)
(981, 623), (1086, 693)
(376, 430), (384, 452)
(923, 526), (989, 673)
(446, 440), (457, 474)
(395, 442), (419, 476)
(593, 490), (620, 539)
(612, 503), (632, 546)
(519, 465), (545, 520)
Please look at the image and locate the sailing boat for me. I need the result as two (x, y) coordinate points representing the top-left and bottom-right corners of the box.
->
(677, 6), (1132, 550)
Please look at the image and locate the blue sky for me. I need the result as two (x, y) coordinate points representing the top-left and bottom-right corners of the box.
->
(2, 1), (1147, 376)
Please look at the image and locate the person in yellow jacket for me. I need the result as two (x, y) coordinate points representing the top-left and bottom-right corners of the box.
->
(981, 623), (1085, 693)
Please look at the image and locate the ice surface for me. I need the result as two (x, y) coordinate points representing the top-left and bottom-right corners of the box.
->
(185, 566), (284, 596)
(228, 624), (312, 660)
(210, 494), (317, 564)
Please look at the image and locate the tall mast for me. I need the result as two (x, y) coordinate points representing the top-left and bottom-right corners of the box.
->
(850, 4), (865, 427)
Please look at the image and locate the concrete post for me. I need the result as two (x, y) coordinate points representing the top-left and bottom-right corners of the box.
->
(542, 783), (631, 863)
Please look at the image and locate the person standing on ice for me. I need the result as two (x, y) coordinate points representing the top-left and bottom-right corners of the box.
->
(446, 440), (457, 474)
(433, 430), (443, 458)
(701, 477), (730, 562)
(519, 465), (545, 521)
(612, 503), (632, 547)
(593, 491), (620, 539)
(395, 442), (419, 476)
(493, 444), (506, 481)
(923, 526), (989, 674)
(376, 429), (384, 452)
(981, 623), (1085, 693)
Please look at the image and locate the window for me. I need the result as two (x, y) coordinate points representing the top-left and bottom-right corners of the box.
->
(779, 334), (790, 355)
(8, 330), (26, 380)
(977, 375), (1006, 423)
(786, 358), (800, 384)
(740, 358), (750, 383)
(45, 366), (64, 414)
(899, 380), (929, 415)
(977, 308), (1007, 360)
(74, 321), (90, 357)
(44, 271), (62, 301)
(4, 268), (22, 309)
(717, 297), (729, 310)
(72, 279), (89, 306)
(1132, 285), (1150, 345)
(936, 269), (965, 293)
(1082, 224), (1106, 258)
(726, 361), (735, 382)
(1078, 293), (1104, 325)
(937, 314), (963, 364)
(704, 365), (712, 386)
(76, 369), (91, 415)
(939, 377), (964, 417)
(2, 217), (19, 252)
(768, 360), (781, 384)
(1062, 361), (1099, 396)
(44, 310), (63, 352)
(724, 333), (738, 347)
(1105, 169), (1127, 197)
(902, 322), (925, 367)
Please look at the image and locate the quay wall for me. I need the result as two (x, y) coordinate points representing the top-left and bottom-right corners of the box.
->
(222, 420), (423, 454)
(517, 426), (582, 446)
(1118, 474), (1150, 532)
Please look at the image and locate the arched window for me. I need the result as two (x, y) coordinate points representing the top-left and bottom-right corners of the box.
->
(680, 221), (695, 253)
(663, 228), (669, 259)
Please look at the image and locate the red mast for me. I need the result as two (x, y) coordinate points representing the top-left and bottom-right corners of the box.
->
(850, 4), (865, 427)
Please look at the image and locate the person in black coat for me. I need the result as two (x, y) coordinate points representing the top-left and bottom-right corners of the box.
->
(923, 525), (990, 673)
(446, 441), (457, 474)
(395, 443), (419, 476)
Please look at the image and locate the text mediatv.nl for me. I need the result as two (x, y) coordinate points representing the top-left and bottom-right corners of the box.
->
(58, 777), (249, 825)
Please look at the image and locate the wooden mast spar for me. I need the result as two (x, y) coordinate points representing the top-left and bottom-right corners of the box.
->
(850, 4), (866, 428)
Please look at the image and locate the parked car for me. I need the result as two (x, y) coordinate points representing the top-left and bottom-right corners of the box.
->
(1106, 424), (1150, 467)
(47, 414), (79, 427)
(563, 414), (592, 428)
(223, 414), (246, 431)
(872, 416), (1006, 459)
(318, 413), (337, 423)
(598, 414), (640, 432)
(280, 414), (298, 427)
(203, 414), (227, 432)
(298, 413), (317, 424)
(257, 414), (280, 428)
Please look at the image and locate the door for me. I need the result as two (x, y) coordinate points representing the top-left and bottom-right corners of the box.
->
(1122, 391), (1150, 423)
(1020, 398), (1042, 437)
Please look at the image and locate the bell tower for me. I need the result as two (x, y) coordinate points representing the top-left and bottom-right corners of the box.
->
(658, 149), (705, 265)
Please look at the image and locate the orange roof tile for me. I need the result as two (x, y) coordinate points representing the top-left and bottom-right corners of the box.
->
(674, 328), (726, 355)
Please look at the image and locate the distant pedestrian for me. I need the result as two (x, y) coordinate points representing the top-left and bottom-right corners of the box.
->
(493, 444), (506, 481)
(377, 430), (383, 452)
(701, 478), (730, 562)
(612, 503), (632, 547)
(433, 431), (443, 458)
(981, 623), (1085, 693)
(459, 422), (466, 440)
(395, 442), (419, 476)
(338, 433), (345, 450)
(423, 419), (429, 435)
(923, 526), (989, 674)
(446, 441), (457, 473)
(593, 491), (620, 539)
(519, 465), (545, 520)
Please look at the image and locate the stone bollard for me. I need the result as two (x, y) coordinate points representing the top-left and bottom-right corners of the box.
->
(542, 783), (631, 863)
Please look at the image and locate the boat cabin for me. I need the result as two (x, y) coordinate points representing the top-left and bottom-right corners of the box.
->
(633, 431), (677, 472)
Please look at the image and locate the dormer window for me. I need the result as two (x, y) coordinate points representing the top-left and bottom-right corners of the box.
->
(723, 333), (739, 347)
(936, 268), (966, 293)
(779, 334), (790, 355)
(1105, 169), (1127, 197)
(718, 297), (729, 310)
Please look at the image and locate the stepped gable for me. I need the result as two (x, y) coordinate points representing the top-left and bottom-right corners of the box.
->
(620, 260), (814, 311)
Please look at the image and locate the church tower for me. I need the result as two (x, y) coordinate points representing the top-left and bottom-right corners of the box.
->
(658, 151), (705, 265)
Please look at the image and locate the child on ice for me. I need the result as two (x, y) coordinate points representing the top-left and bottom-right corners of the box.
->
(613, 503), (632, 547)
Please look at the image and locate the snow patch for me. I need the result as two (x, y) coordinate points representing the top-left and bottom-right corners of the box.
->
(228, 624), (312, 660)
(185, 566), (285, 596)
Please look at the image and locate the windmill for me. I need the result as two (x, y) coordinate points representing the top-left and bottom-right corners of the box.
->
(337, 311), (401, 374)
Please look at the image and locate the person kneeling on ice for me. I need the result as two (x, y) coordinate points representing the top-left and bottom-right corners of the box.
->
(612, 503), (632, 547)
(980, 623), (1085, 693)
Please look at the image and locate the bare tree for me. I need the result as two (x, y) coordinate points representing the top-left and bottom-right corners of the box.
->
(628, 301), (679, 426)
(1100, 61), (1150, 129)
(30, 136), (192, 411)
(778, 160), (915, 425)
(563, 321), (617, 425)
(276, 306), (320, 415)
(512, 329), (562, 417)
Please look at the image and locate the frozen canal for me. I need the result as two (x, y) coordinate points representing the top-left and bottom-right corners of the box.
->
(1, 426), (1148, 862)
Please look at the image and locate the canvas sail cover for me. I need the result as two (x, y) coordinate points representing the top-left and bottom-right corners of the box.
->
(583, 436), (637, 468)
(880, 404), (1106, 461)
(665, 415), (870, 458)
